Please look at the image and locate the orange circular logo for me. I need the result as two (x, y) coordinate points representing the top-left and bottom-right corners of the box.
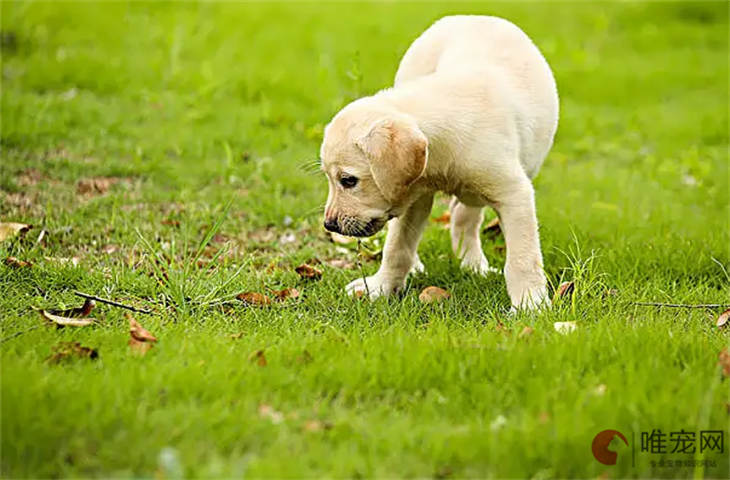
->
(592, 429), (629, 465)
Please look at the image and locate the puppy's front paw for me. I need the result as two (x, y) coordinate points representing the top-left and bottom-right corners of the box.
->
(510, 284), (551, 311)
(411, 254), (425, 275)
(346, 274), (404, 299)
(460, 253), (500, 276)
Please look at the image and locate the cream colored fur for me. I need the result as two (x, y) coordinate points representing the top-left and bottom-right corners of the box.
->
(320, 15), (559, 310)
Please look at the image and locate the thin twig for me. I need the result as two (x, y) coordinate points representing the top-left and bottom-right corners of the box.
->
(73, 291), (153, 314)
(0, 325), (40, 344)
(633, 302), (729, 309)
(356, 240), (370, 298)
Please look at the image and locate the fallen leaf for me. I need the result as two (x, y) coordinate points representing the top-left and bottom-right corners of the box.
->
(717, 308), (730, 328)
(554, 321), (577, 334)
(76, 177), (119, 195)
(128, 313), (157, 342)
(51, 298), (96, 318)
(40, 310), (96, 327)
(39, 299), (97, 327)
(556, 281), (575, 299)
(431, 211), (451, 223)
(329, 232), (354, 244)
(46, 341), (98, 363)
(230, 332), (245, 339)
(482, 217), (501, 235)
(418, 286), (450, 303)
(0, 222), (31, 242)
(518, 326), (534, 338)
(719, 349), (730, 377)
(269, 287), (300, 301)
(236, 292), (272, 306)
(249, 349), (267, 367)
(258, 404), (283, 424)
(295, 263), (322, 280)
(5, 256), (32, 268)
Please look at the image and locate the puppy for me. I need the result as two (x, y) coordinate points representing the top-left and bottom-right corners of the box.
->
(320, 15), (558, 310)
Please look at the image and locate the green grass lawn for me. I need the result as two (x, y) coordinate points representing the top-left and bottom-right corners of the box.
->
(1, 1), (729, 478)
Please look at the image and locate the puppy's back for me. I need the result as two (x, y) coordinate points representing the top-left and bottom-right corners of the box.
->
(395, 15), (559, 178)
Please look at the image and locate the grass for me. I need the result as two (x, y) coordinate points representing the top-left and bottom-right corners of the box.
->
(1, 1), (728, 478)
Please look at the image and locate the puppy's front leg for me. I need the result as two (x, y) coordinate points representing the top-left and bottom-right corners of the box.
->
(495, 179), (550, 310)
(346, 193), (433, 298)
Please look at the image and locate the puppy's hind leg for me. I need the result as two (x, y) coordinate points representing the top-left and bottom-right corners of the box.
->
(449, 197), (498, 276)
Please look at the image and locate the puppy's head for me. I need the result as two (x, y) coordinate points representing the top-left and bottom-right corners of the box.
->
(320, 106), (428, 237)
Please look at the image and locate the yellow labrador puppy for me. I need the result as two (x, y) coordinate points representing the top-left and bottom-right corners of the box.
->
(320, 16), (558, 310)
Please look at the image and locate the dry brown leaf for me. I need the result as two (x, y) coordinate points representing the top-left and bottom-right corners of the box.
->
(716, 308), (730, 329)
(39, 299), (97, 327)
(519, 326), (534, 338)
(719, 349), (730, 377)
(482, 217), (501, 235)
(237, 292), (272, 306)
(77, 177), (119, 195)
(0, 222), (32, 242)
(295, 264), (322, 280)
(5, 256), (32, 268)
(46, 341), (98, 364)
(51, 298), (96, 318)
(556, 281), (575, 298)
(249, 349), (267, 367)
(269, 288), (300, 301)
(127, 313), (157, 342)
(431, 211), (451, 223)
(418, 286), (450, 304)
(40, 310), (96, 327)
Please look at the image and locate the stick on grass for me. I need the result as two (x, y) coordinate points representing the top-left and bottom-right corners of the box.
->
(73, 291), (153, 314)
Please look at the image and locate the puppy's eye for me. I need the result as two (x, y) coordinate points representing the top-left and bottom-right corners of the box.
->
(339, 176), (358, 189)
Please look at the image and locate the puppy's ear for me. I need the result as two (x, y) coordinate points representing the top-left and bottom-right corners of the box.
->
(356, 118), (428, 203)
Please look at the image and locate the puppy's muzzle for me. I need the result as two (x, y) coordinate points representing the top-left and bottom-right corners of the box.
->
(323, 216), (386, 237)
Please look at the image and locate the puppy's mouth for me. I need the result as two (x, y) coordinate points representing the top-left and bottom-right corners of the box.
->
(339, 216), (387, 237)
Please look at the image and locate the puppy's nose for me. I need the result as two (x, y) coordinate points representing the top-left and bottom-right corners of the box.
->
(323, 217), (340, 233)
